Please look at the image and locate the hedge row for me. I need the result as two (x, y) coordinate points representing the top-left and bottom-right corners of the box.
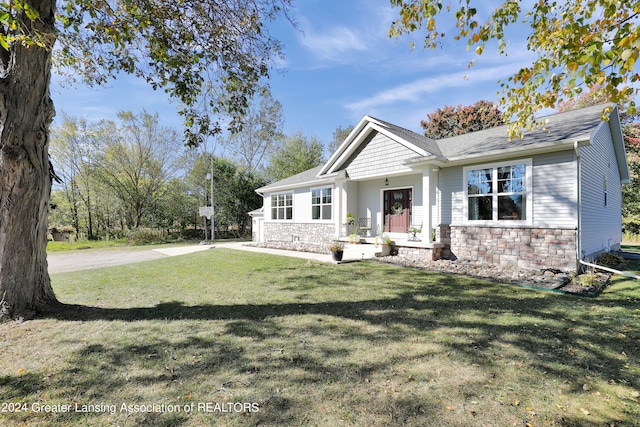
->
(623, 216), (640, 236)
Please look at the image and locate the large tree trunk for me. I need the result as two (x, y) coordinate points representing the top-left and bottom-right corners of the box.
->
(0, 0), (58, 319)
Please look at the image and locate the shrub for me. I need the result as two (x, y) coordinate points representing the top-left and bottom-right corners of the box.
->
(127, 229), (166, 245)
(622, 216), (640, 235)
(595, 252), (627, 269)
(573, 272), (600, 288)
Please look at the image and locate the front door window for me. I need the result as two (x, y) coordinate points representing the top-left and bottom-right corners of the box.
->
(384, 189), (411, 233)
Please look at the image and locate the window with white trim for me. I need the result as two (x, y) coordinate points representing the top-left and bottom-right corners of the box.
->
(271, 193), (293, 220)
(311, 187), (332, 220)
(465, 161), (530, 222)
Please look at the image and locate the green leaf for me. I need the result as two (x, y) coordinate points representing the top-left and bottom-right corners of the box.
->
(23, 4), (40, 20)
(0, 33), (8, 51)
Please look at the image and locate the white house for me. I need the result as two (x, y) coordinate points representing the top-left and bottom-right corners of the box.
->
(251, 104), (630, 271)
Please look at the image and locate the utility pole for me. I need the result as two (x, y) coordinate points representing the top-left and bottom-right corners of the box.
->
(211, 156), (215, 242)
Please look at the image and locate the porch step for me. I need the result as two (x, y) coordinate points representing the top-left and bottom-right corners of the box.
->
(342, 243), (384, 261)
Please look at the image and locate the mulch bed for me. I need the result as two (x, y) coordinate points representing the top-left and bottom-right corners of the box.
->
(374, 256), (616, 297)
(548, 271), (612, 297)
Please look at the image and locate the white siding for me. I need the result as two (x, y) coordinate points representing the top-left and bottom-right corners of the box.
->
(356, 180), (381, 233)
(532, 151), (577, 227)
(350, 174), (422, 235)
(294, 188), (312, 222)
(264, 186), (335, 224)
(438, 166), (463, 224)
(580, 122), (623, 256)
(439, 153), (577, 228)
(344, 132), (421, 179)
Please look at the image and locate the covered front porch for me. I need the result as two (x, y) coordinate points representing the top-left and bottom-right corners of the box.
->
(336, 235), (450, 261)
(332, 166), (447, 260)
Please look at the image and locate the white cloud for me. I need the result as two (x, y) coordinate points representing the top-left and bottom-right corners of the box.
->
(344, 47), (534, 115)
(297, 25), (368, 62)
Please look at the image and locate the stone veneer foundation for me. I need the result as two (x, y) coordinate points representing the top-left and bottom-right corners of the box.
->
(263, 222), (336, 245)
(261, 222), (577, 271)
(448, 225), (577, 271)
(397, 245), (447, 261)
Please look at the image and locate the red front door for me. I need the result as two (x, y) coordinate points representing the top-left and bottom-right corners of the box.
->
(384, 189), (411, 233)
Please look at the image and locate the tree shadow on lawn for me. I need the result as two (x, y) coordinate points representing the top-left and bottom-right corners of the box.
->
(23, 268), (640, 425)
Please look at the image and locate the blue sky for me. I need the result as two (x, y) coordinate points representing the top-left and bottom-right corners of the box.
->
(51, 0), (535, 150)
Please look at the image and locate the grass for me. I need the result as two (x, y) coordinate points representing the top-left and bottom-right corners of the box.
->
(46, 238), (130, 252)
(46, 238), (248, 252)
(1, 249), (640, 426)
(621, 243), (640, 255)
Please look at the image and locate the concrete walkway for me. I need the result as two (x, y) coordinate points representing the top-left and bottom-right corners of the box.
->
(48, 241), (376, 273)
(47, 242), (371, 273)
(213, 241), (335, 262)
(214, 241), (379, 263)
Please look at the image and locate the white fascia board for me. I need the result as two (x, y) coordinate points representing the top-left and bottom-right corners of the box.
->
(258, 177), (336, 194)
(369, 123), (431, 157)
(404, 155), (447, 169)
(319, 115), (373, 176)
(442, 138), (591, 167)
(322, 123), (377, 175)
(605, 105), (631, 183)
(345, 168), (417, 181)
(323, 118), (431, 175)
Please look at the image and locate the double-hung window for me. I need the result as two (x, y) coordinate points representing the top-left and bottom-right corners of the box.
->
(271, 193), (293, 220)
(311, 187), (332, 220)
(465, 160), (530, 222)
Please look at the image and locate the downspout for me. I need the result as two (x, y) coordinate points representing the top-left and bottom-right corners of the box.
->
(573, 139), (639, 280)
(579, 259), (640, 280)
(574, 141), (582, 270)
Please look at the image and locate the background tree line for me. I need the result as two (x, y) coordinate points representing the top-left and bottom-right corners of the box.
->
(48, 92), (327, 242)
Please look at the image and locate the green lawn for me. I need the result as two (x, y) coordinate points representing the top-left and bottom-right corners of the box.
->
(1, 249), (639, 426)
(46, 238), (131, 252)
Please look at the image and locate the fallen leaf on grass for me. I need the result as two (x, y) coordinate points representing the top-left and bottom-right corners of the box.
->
(580, 408), (590, 415)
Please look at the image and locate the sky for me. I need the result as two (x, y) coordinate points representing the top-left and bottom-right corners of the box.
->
(50, 0), (536, 153)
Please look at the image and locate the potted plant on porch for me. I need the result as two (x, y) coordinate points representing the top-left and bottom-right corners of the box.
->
(328, 240), (345, 261)
(408, 227), (422, 241)
(374, 233), (394, 256)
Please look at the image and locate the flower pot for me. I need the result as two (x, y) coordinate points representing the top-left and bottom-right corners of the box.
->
(331, 250), (344, 261)
(52, 231), (71, 242)
(378, 244), (392, 256)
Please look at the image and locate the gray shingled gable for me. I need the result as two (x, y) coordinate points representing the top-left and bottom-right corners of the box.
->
(370, 116), (443, 157)
(435, 104), (609, 159)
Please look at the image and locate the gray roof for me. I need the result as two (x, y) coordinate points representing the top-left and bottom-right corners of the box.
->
(370, 117), (443, 157)
(435, 104), (609, 159)
(258, 104), (613, 192)
(256, 165), (325, 192)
